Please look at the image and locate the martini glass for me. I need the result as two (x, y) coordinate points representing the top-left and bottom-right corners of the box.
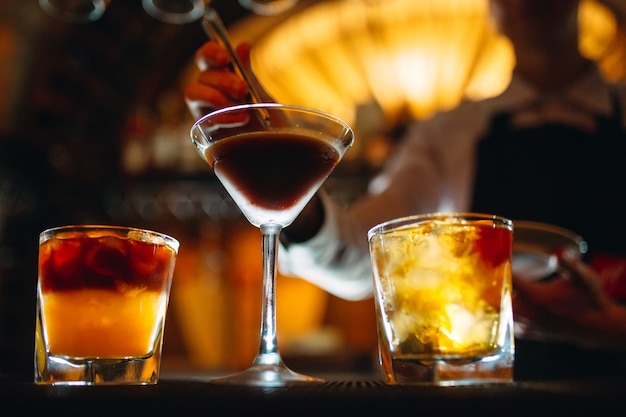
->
(190, 103), (354, 386)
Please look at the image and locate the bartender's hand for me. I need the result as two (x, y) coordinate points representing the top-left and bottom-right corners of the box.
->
(513, 249), (626, 351)
(184, 41), (325, 243)
(184, 41), (274, 119)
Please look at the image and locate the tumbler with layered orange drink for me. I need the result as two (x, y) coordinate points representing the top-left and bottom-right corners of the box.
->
(35, 225), (179, 385)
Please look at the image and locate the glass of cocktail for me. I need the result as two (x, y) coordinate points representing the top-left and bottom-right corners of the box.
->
(35, 225), (179, 385)
(368, 213), (514, 386)
(190, 103), (353, 386)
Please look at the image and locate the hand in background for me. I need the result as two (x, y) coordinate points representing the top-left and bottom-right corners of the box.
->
(513, 248), (626, 351)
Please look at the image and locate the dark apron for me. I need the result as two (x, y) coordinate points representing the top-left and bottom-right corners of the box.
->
(471, 93), (626, 380)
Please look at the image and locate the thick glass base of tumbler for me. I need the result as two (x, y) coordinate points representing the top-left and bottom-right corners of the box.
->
(210, 363), (324, 387)
(35, 316), (165, 386)
(379, 318), (515, 386)
(35, 354), (162, 386)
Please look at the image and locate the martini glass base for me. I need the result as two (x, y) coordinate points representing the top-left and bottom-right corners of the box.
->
(210, 364), (324, 387)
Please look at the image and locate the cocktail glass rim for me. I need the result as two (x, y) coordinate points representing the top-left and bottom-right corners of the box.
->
(368, 212), (514, 240)
(39, 224), (180, 253)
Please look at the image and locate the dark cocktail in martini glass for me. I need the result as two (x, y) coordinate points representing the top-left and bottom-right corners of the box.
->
(190, 102), (354, 386)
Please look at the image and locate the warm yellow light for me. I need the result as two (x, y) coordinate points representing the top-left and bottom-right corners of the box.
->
(579, 0), (623, 81)
(232, 0), (621, 133)
(245, 0), (514, 128)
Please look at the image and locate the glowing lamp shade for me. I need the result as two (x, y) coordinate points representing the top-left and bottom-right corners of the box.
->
(234, 0), (620, 130)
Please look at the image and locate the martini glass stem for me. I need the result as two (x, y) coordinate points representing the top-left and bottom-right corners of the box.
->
(256, 223), (282, 364)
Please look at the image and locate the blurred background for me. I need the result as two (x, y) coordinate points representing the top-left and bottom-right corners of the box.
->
(1, 0), (625, 380)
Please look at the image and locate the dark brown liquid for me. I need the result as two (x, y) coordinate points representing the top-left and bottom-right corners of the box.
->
(205, 131), (340, 210)
(39, 234), (176, 292)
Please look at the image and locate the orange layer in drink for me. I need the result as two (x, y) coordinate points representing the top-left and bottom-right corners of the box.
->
(41, 289), (167, 358)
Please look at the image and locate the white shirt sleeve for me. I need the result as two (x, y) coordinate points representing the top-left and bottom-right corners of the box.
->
(278, 189), (375, 300)
(277, 112), (472, 301)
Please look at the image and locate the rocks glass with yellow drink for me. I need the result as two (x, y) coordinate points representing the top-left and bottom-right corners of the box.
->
(368, 213), (514, 386)
(35, 225), (179, 385)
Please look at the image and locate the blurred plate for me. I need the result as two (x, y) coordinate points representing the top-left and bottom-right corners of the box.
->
(512, 221), (588, 282)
